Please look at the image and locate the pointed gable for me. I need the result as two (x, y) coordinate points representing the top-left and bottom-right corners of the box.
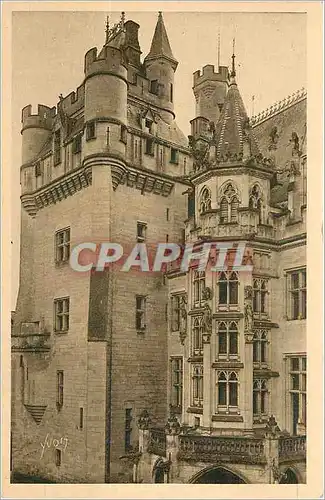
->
(144, 12), (177, 66)
(214, 81), (261, 162)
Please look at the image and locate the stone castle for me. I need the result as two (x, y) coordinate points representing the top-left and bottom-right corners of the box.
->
(11, 12), (306, 483)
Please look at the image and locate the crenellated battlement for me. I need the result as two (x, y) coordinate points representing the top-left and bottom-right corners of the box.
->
(251, 87), (307, 126)
(84, 45), (127, 80)
(21, 104), (56, 131)
(193, 65), (229, 87)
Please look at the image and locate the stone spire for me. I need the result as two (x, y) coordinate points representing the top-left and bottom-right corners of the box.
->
(214, 48), (261, 162)
(144, 12), (177, 68)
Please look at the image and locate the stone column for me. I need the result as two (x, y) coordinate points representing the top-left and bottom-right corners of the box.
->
(165, 415), (181, 483)
(263, 415), (281, 483)
(202, 303), (212, 428)
(243, 285), (254, 431)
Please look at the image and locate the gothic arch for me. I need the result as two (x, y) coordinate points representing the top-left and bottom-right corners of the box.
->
(188, 464), (249, 484)
(279, 466), (301, 484)
(218, 179), (241, 202)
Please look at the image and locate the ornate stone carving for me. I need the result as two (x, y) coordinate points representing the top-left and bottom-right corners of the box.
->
(264, 415), (281, 437)
(202, 303), (212, 333)
(268, 126), (279, 151)
(244, 285), (253, 300)
(289, 131), (301, 156)
(165, 414), (181, 435)
(244, 302), (253, 333)
(138, 409), (151, 430)
(202, 286), (213, 301)
(179, 295), (187, 345)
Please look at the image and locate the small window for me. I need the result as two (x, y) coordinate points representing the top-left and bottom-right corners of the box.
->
(194, 416), (200, 428)
(287, 269), (306, 320)
(166, 208), (169, 221)
(72, 135), (82, 154)
(170, 148), (179, 164)
(54, 130), (61, 166)
(170, 83), (173, 103)
(125, 408), (133, 452)
(54, 297), (70, 332)
(56, 370), (64, 409)
(150, 80), (159, 95)
(136, 296), (146, 331)
(79, 407), (84, 430)
(120, 125), (127, 144)
(55, 228), (70, 263)
(145, 138), (154, 156)
(86, 121), (96, 141)
(106, 127), (110, 148)
(145, 118), (153, 133)
(55, 448), (62, 466)
(171, 357), (183, 408)
(35, 162), (42, 177)
(137, 222), (147, 242)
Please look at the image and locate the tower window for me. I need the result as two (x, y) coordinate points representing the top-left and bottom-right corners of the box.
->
(53, 130), (61, 166)
(79, 407), (84, 430)
(54, 297), (70, 332)
(136, 296), (146, 331)
(56, 370), (64, 409)
(72, 134), (82, 154)
(120, 125), (127, 144)
(150, 80), (159, 95)
(145, 138), (154, 156)
(86, 121), (96, 141)
(170, 148), (179, 164)
(55, 228), (70, 264)
(35, 162), (42, 177)
(55, 449), (62, 466)
(170, 84), (173, 103)
(137, 221), (147, 242)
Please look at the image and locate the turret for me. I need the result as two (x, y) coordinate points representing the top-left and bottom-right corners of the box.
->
(144, 12), (178, 124)
(21, 104), (56, 164)
(192, 64), (229, 126)
(83, 14), (128, 159)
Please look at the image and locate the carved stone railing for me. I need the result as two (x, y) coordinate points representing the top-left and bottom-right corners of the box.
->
(278, 436), (306, 463)
(177, 434), (266, 465)
(11, 322), (51, 352)
(147, 428), (166, 457)
(251, 88), (306, 126)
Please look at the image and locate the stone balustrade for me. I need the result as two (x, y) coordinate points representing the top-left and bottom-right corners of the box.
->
(278, 436), (306, 463)
(147, 428), (166, 457)
(177, 434), (266, 465)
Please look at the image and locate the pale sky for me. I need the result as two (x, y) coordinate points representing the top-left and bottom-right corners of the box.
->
(11, 11), (306, 308)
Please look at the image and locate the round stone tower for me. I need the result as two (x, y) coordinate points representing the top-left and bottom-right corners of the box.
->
(21, 104), (55, 165)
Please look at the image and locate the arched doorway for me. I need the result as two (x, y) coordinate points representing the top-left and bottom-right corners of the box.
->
(190, 466), (246, 484)
(280, 468), (299, 484)
(154, 467), (164, 483)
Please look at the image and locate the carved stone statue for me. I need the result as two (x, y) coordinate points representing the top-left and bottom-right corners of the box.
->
(290, 131), (300, 156)
(244, 302), (253, 333)
(268, 126), (279, 150)
(203, 303), (212, 333)
(179, 295), (187, 345)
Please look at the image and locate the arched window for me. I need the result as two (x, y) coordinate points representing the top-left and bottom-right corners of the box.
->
(217, 371), (239, 409)
(192, 317), (203, 356)
(253, 278), (269, 316)
(200, 187), (212, 214)
(217, 271), (239, 308)
(249, 184), (264, 224)
(193, 271), (206, 306)
(253, 379), (268, 417)
(253, 330), (268, 366)
(219, 182), (240, 223)
(217, 321), (239, 358)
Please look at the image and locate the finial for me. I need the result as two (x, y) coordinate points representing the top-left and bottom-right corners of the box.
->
(121, 11), (125, 25)
(230, 37), (236, 79)
(158, 11), (163, 17)
(217, 29), (221, 71)
(105, 15), (110, 44)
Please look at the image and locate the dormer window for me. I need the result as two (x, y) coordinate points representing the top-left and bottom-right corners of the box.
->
(145, 118), (153, 134)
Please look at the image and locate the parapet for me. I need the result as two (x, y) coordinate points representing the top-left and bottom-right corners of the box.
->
(193, 65), (229, 87)
(84, 44), (128, 80)
(21, 104), (56, 132)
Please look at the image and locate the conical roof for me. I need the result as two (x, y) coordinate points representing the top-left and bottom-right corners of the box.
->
(145, 12), (177, 66)
(214, 78), (261, 162)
